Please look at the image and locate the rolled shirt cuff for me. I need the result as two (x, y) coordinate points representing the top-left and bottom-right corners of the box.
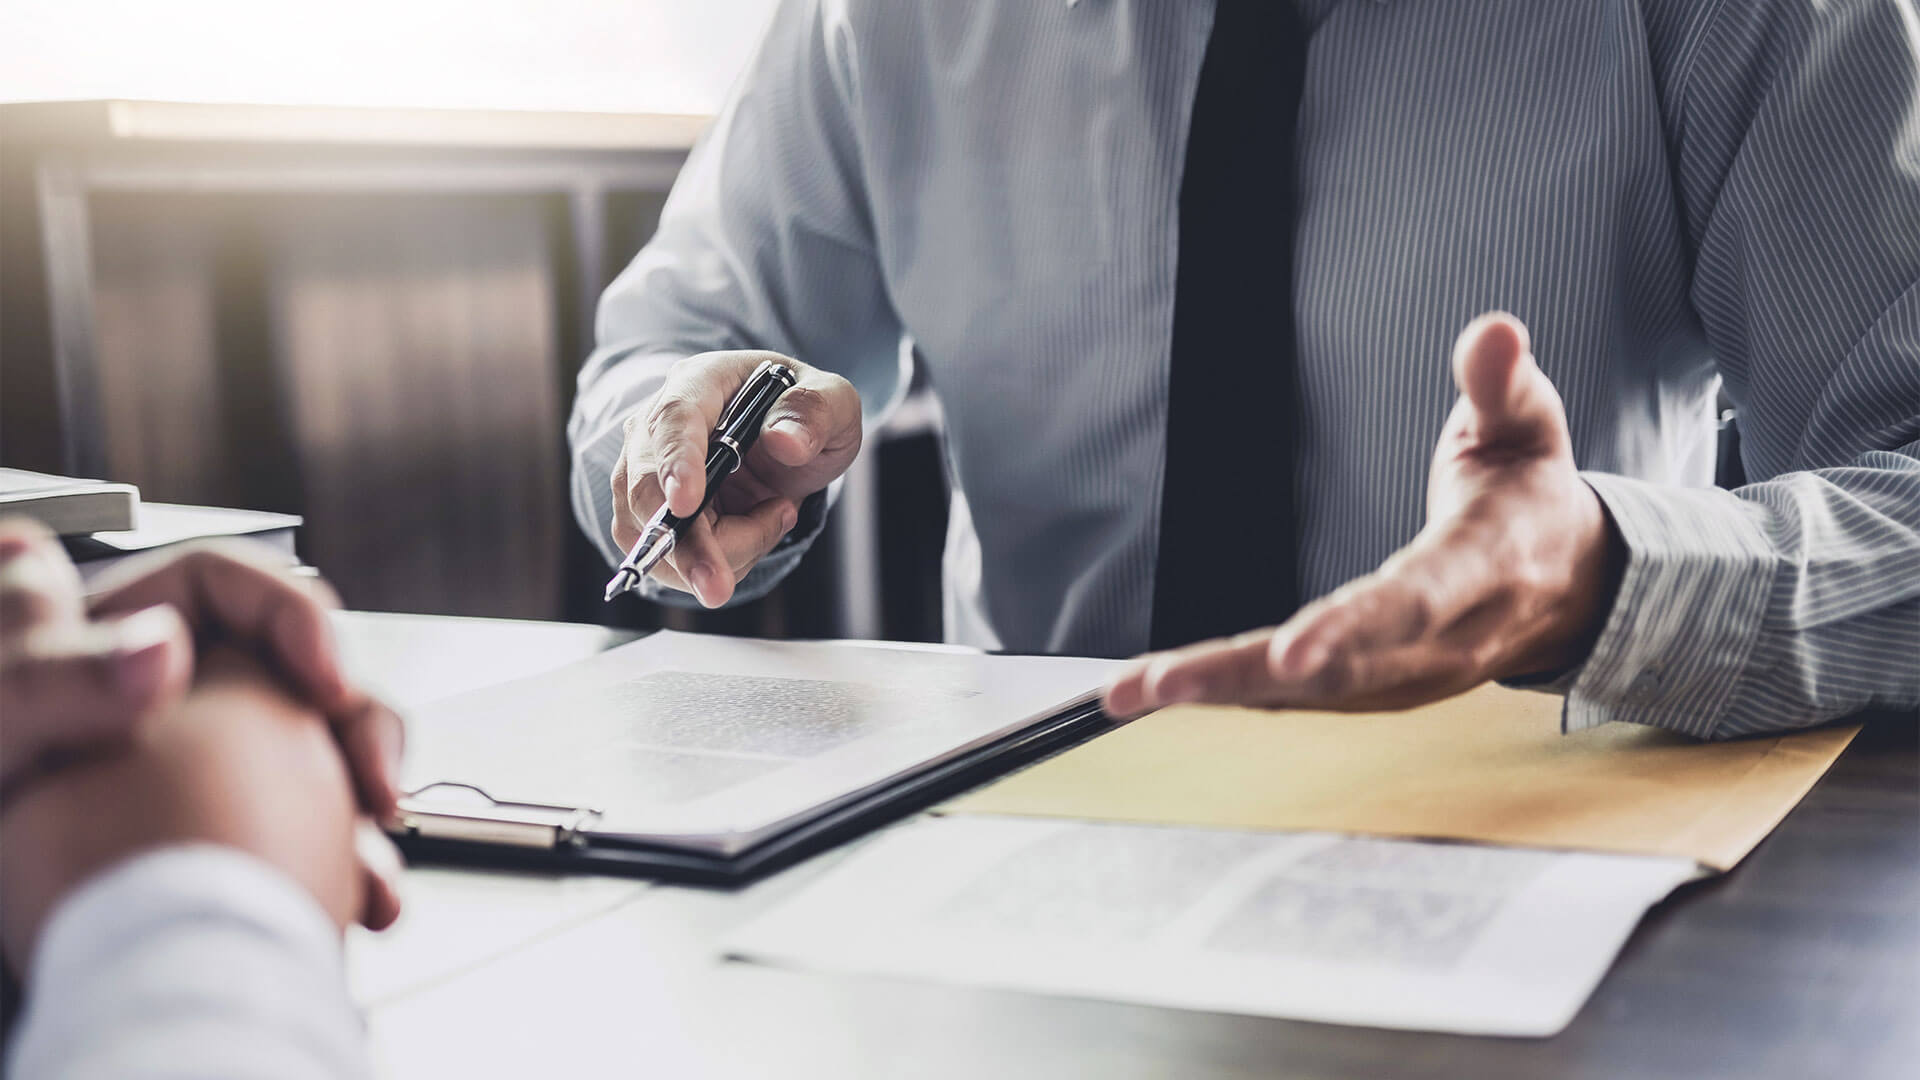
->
(1559, 472), (1779, 739)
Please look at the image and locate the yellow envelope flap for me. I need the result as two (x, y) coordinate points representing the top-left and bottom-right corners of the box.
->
(947, 683), (1858, 872)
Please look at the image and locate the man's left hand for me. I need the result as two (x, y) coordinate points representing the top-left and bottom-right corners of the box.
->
(1104, 312), (1626, 717)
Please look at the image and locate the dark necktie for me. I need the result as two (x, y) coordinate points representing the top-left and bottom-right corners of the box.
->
(1149, 0), (1309, 650)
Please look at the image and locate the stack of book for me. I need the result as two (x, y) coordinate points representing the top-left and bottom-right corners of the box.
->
(0, 468), (302, 581)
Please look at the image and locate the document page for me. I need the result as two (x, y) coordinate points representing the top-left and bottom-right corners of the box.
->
(726, 817), (1699, 1036)
(401, 632), (1119, 853)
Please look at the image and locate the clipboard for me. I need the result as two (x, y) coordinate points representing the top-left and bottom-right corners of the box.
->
(389, 700), (1115, 885)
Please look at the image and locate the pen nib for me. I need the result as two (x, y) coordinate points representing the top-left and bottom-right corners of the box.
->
(603, 568), (637, 603)
(603, 524), (675, 603)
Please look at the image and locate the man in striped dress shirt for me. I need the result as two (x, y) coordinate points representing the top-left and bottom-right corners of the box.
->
(571, 0), (1920, 738)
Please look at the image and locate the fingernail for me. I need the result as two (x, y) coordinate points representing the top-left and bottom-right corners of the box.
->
(115, 605), (179, 650)
(771, 417), (817, 452)
(1160, 674), (1202, 705)
(687, 564), (719, 606)
(114, 638), (171, 701)
(781, 503), (799, 533)
(1282, 641), (1329, 681)
(113, 607), (179, 700)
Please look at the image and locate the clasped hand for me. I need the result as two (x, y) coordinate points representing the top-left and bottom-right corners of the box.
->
(0, 522), (405, 970)
(1106, 313), (1626, 717)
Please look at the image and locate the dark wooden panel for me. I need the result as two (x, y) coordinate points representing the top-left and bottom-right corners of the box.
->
(73, 190), (569, 619)
(86, 195), (231, 503)
(0, 150), (63, 471)
(263, 193), (565, 618)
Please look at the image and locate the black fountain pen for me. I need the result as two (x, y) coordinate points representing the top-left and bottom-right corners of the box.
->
(603, 359), (799, 602)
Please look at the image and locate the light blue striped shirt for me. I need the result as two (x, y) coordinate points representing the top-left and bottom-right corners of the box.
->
(572, 0), (1920, 737)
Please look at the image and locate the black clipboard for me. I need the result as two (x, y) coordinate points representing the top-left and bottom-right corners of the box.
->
(388, 700), (1115, 886)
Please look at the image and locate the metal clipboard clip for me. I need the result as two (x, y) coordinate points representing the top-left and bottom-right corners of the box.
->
(393, 782), (604, 850)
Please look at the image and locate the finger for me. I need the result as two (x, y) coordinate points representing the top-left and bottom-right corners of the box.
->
(355, 820), (406, 932)
(0, 606), (193, 790)
(642, 555), (693, 594)
(715, 497), (800, 580)
(0, 516), (54, 560)
(610, 454), (659, 550)
(1255, 567), (1508, 709)
(1125, 590), (1390, 714)
(0, 524), (87, 640)
(1101, 661), (1152, 718)
(664, 511), (734, 608)
(760, 369), (862, 469)
(671, 494), (802, 604)
(1104, 629), (1269, 718)
(1114, 571), (1473, 716)
(1112, 517), (1523, 717)
(639, 358), (753, 518)
(87, 544), (349, 710)
(1452, 311), (1529, 417)
(1122, 623), (1443, 714)
(611, 465), (694, 595)
(331, 695), (406, 817)
(1151, 627), (1299, 714)
(614, 453), (771, 591)
(1451, 312), (1562, 448)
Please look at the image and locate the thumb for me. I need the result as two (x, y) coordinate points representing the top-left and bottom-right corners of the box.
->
(355, 820), (406, 932)
(1450, 312), (1564, 449)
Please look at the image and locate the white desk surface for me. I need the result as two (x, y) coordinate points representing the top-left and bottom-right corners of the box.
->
(334, 612), (949, 1079)
(334, 611), (1184, 1080)
(329, 612), (1919, 1080)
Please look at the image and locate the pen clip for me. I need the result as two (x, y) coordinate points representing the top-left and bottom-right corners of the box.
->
(393, 781), (603, 850)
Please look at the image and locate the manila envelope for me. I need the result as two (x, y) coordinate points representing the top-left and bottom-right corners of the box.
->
(947, 683), (1859, 872)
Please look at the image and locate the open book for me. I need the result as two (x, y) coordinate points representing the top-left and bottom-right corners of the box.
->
(391, 631), (1121, 880)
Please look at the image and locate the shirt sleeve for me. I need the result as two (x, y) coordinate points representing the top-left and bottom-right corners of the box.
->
(568, 0), (908, 604)
(7, 845), (371, 1080)
(1563, 0), (1920, 737)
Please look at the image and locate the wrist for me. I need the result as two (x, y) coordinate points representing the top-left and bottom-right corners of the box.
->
(1514, 482), (1627, 679)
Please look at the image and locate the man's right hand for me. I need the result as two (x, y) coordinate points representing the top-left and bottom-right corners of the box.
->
(610, 350), (861, 607)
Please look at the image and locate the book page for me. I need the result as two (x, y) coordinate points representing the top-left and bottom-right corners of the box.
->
(725, 817), (1699, 1036)
(400, 632), (1119, 852)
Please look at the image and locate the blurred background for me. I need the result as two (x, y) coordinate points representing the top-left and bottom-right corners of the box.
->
(0, 0), (949, 641)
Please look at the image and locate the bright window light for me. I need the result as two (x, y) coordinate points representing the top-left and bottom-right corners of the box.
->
(0, 0), (778, 113)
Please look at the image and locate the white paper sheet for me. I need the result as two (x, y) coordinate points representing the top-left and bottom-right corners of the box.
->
(347, 868), (648, 1008)
(725, 817), (1699, 1036)
(401, 632), (1121, 854)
